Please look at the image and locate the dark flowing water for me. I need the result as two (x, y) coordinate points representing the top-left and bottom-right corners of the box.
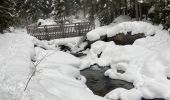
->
(80, 65), (134, 96)
(80, 65), (165, 100)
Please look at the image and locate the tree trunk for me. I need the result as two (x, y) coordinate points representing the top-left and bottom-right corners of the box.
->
(135, 0), (139, 21)
(0, 24), (3, 34)
(139, 3), (142, 20)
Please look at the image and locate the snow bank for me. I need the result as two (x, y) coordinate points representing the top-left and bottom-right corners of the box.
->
(87, 21), (158, 41)
(32, 36), (86, 53)
(0, 29), (106, 100)
(44, 37), (85, 52)
(27, 47), (106, 100)
(0, 32), (35, 100)
(82, 27), (170, 99)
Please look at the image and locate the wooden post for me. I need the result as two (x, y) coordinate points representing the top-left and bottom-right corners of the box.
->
(44, 25), (50, 40)
(61, 24), (65, 38)
(78, 23), (81, 36)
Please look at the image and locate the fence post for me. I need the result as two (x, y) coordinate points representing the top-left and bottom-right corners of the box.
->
(77, 23), (81, 36)
(44, 25), (50, 40)
(61, 24), (65, 38)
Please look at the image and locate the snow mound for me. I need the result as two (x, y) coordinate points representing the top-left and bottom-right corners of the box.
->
(87, 21), (159, 41)
(0, 29), (106, 100)
(28, 47), (106, 100)
(86, 26), (107, 41)
(35, 47), (81, 68)
(107, 21), (156, 37)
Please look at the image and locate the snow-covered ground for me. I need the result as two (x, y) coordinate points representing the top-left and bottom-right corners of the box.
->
(0, 30), (105, 100)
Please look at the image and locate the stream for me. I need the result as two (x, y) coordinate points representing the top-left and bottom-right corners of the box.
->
(80, 64), (165, 100)
(80, 65), (134, 96)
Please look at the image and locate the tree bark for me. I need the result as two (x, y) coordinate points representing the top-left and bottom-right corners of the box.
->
(0, 24), (3, 34)
(135, 0), (139, 21)
(139, 3), (142, 20)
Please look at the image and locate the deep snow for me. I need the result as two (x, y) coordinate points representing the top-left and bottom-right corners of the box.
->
(1, 20), (170, 100)
(0, 30), (105, 100)
(82, 21), (170, 100)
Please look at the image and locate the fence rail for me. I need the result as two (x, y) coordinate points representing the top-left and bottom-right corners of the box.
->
(27, 22), (95, 40)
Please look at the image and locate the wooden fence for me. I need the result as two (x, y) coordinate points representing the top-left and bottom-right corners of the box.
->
(27, 22), (95, 40)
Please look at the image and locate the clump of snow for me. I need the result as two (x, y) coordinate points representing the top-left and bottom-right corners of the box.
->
(105, 88), (142, 100)
(148, 6), (155, 14)
(37, 18), (57, 26)
(86, 26), (107, 41)
(87, 21), (157, 41)
(107, 21), (156, 37)
(40, 36), (85, 53)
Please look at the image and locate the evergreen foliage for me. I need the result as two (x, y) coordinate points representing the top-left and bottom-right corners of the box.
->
(0, 0), (170, 27)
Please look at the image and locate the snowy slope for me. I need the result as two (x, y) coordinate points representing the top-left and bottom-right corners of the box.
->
(0, 30), (106, 100)
(0, 31), (35, 100)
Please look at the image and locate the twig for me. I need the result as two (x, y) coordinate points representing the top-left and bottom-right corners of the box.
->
(24, 51), (56, 91)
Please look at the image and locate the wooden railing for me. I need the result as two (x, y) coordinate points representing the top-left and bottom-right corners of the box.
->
(27, 22), (95, 40)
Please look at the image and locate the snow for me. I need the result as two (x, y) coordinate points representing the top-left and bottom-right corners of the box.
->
(107, 21), (156, 37)
(148, 6), (155, 14)
(39, 36), (86, 53)
(86, 26), (107, 41)
(105, 88), (142, 100)
(82, 24), (170, 99)
(112, 15), (132, 23)
(37, 18), (57, 26)
(1, 20), (170, 100)
(87, 21), (157, 41)
(0, 29), (106, 100)
(0, 31), (35, 100)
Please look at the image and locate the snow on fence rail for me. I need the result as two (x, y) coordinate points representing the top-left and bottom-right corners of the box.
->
(27, 22), (95, 40)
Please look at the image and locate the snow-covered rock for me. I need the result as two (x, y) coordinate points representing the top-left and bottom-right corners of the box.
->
(87, 21), (159, 41)
(82, 24), (170, 100)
